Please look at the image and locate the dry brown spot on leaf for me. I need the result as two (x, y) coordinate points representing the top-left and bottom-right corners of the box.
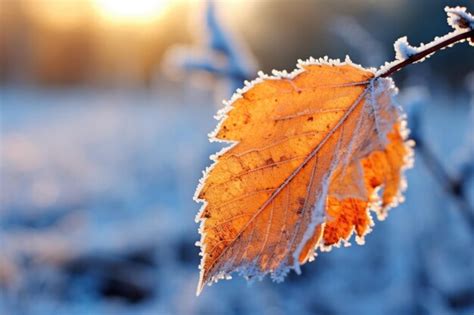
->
(362, 123), (409, 210)
(195, 59), (412, 295)
(320, 122), (410, 247)
(323, 197), (370, 246)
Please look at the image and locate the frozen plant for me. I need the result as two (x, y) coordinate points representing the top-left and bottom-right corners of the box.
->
(195, 6), (474, 294)
(162, 0), (256, 100)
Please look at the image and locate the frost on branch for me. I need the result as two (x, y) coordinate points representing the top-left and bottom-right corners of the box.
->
(394, 37), (418, 61)
(446, 6), (474, 46)
(446, 6), (474, 30)
(377, 6), (474, 77)
(194, 57), (413, 295)
(162, 0), (256, 97)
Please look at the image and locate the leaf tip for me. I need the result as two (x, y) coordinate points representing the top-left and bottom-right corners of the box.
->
(196, 277), (205, 296)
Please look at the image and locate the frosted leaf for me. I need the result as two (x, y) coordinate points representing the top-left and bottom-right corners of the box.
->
(195, 57), (412, 295)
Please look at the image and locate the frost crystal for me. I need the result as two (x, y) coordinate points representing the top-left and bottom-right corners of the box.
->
(376, 6), (474, 76)
(446, 6), (474, 46)
(446, 6), (474, 31)
(394, 37), (418, 61)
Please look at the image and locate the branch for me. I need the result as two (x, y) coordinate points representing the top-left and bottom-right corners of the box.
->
(407, 99), (474, 230)
(376, 29), (474, 78)
(374, 8), (474, 229)
(415, 137), (474, 230)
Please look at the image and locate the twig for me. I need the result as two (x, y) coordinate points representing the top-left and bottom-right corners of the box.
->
(375, 25), (474, 230)
(415, 137), (474, 230)
(408, 101), (474, 230)
(377, 29), (474, 78)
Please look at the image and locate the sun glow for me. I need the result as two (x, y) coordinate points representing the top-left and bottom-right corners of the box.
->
(93, 0), (172, 24)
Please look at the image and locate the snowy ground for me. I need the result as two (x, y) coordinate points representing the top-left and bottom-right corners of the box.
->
(0, 83), (473, 315)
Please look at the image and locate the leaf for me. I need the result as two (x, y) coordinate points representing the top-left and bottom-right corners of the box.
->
(194, 57), (413, 295)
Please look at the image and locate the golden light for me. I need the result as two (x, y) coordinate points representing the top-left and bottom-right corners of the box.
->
(93, 0), (172, 24)
(25, 0), (90, 30)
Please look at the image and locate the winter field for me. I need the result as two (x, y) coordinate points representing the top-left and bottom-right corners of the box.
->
(1, 82), (473, 315)
(1, 0), (474, 314)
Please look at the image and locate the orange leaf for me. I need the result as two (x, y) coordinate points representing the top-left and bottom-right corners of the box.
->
(194, 57), (414, 295)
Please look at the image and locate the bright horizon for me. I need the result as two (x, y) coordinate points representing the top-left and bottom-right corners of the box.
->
(92, 0), (174, 25)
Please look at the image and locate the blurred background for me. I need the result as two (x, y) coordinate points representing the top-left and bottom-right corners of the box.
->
(0, 0), (473, 314)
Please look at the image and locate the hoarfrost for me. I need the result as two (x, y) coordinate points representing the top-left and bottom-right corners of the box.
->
(394, 37), (418, 61)
(377, 6), (474, 77)
(446, 6), (474, 31)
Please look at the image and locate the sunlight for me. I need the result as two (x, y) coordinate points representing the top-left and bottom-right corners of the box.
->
(93, 0), (172, 24)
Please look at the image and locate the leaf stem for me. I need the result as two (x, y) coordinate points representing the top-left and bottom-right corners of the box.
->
(378, 29), (474, 78)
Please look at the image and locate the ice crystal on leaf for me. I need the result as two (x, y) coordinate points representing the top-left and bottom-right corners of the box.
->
(194, 57), (414, 295)
(194, 5), (473, 295)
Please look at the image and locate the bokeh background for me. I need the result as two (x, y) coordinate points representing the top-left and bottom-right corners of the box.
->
(1, 0), (473, 314)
